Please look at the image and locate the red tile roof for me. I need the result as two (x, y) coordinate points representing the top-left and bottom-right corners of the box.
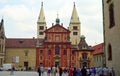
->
(92, 43), (103, 55)
(6, 38), (39, 48)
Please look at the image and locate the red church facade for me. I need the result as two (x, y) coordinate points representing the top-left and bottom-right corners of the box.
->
(36, 23), (75, 67)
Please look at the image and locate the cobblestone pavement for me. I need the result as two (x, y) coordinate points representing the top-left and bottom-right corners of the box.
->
(0, 71), (39, 76)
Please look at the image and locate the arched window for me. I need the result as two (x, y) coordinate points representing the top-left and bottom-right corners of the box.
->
(55, 46), (59, 55)
(82, 53), (87, 60)
(108, 44), (112, 60)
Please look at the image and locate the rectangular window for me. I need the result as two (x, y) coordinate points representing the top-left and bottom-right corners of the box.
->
(39, 32), (43, 35)
(109, 3), (115, 28)
(63, 50), (67, 55)
(72, 50), (75, 55)
(40, 50), (43, 55)
(73, 26), (78, 30)
(73, 32), (78, 35)
(55, 35), (60, 41)
(39, 26), (44, 30)
(48, 50), (51, 55)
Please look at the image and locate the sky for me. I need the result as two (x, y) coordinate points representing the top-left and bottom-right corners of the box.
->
(0, 0), (103, 46)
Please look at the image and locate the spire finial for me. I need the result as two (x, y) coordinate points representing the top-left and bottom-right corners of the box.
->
(56, 12), (60, 24)
(74, 2), (75, 6)
(41, 2), (43, 6)
(57, 12), (59, 18)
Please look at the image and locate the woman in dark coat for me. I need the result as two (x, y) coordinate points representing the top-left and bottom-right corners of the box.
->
(81, 66), (87, 76)
(37, 66), (41, 76)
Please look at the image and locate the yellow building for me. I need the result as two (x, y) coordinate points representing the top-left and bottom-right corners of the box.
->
(0, 19), (6, 66)
(5, 38), (36, 70)
(103, 0), (120, 75)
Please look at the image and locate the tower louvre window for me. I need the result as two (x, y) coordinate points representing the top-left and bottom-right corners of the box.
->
(39, 26), (44, 30)
(73, 26), (78, 30)
(73, 32), (78, 35)
(39, 32), (43, 35)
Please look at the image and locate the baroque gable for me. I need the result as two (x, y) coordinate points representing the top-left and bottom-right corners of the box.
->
(45, 24), (70, 33)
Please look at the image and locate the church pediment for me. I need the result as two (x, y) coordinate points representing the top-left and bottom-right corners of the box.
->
(45, 24), (70, 33)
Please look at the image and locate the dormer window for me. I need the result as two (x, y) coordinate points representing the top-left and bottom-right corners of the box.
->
(82, 46), (86, 49)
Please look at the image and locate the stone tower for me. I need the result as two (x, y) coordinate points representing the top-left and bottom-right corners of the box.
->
(37, 2), (46, 38)
(69, 2), (81, 45)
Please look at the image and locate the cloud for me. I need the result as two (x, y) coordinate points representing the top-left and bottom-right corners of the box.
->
(0, 4), (37, 38)
(1, 5), (34, 21)
(0, 0), (7, 3)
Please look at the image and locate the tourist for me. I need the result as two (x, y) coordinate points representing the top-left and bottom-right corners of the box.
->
(103, 67), (109, 76)
(81, 66), (87, 76)
(73, 67), (77, 76)
(37, 65), (41, 76)
(69, 67), (73, 76)
(109, 67), (115, 76)
(77, 67), (81, 76)
(10, 63), (15, 75)
(59, 67), (63, 76)
(40, 66), (44, 76)
(56, 66), (60, 76)
(52, 66), (56, 76)
(47, 66), (51, 76)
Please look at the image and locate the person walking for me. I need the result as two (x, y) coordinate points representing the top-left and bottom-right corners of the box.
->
(69, 67), (73, 76)
(56, 67), (60, 76)
(81, 66), (87, 76)
(52, 66), (56, 76)
(47, 66), (51, 76)
(77, 68), (81, 76)
(59, 67), (63, 76)
(37, 65), (41, 76)
(73, 67), (77, 76)
(40, 66), (44, 76)
(109, 67), (115, 76)
(10, 63), (15, 75)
